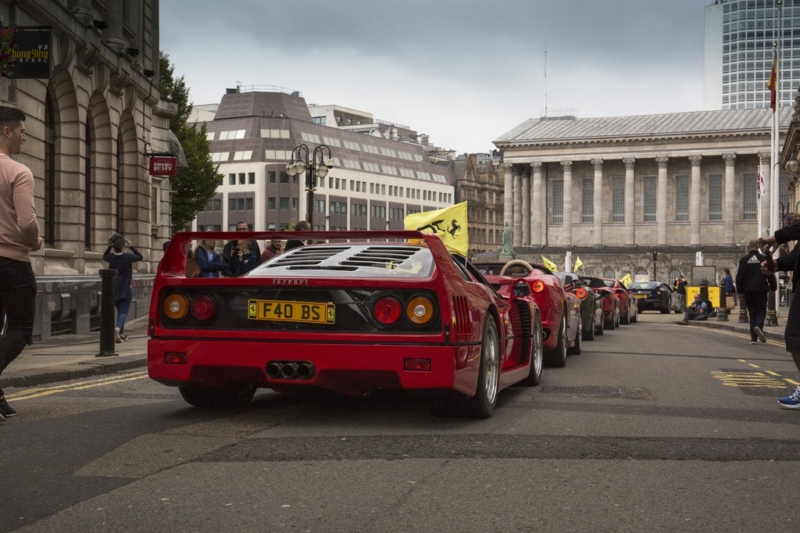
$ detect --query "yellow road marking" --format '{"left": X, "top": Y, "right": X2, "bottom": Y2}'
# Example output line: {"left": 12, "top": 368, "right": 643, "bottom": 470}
{"left": 738, "top": 359, "right": 747, "bottom": 363}
{"left": 786, "top": 379, "right": 800, "bottom": 386}
{"left": 712, "top": 371, "right": 788, "bottom": 389}
{"left": 6, "top": 372, "right": 148, "bottom": 401}
{"left": 700, "top": 327, "right": 784, "bottom": 347}
{"left": 748, "top": 363, "right": 761, "bottom": 369}
{"left": 766, "top": 371, "right": 781, "bottom": 376}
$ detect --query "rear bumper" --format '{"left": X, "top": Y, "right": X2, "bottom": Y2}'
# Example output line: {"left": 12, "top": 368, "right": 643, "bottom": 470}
{"left": 148, "top": 338, "right": 478, "bottom": 396}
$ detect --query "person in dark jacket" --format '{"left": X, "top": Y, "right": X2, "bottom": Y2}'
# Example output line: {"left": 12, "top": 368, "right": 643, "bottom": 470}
{"left": 736, "top": 240, "right": 776, "bottom": 345}
{"left": 760, "top": 225, "right": 800, "bottom": 408}
{"left": 285, "top": 220, "right": 310, "bottom": 252}
{"left": 229, "top": 239, "right": 259, "bottom": 277}
{"left": 222, "top": 221, "right": 261, "bottom": 276}
{"left": 103, "top": 233, "right": 143, "bottom": 343}
{"left": 194, "top": 239, "right": 223, "bottom": 278}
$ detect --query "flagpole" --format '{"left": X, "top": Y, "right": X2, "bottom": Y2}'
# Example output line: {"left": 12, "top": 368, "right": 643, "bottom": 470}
{"left": 758, "top": 164, "right": 762, "bottom": 238}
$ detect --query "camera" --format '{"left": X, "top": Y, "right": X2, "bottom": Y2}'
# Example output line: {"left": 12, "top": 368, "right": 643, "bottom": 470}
{"left": 232, "top": 247, "right": 240, "bottom": 254}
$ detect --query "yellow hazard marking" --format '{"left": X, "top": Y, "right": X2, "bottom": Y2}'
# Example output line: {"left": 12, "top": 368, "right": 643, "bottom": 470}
{"left": 711, "top": 371, "right": 788, "bottom": 389}
{"left": 765, "top": 370, "right": 781, "bottom": 376}
{"left": 738, "top": 359, "right": 747, "bottom": 363}
{"left": 786, "top": 379, "right": 800, "bottom": 386}
{"left": 6, "top": 372, "right": 148, "bottom": 401}
{"left": 748, "top": 364, "right": 760, "bottom": 369}
{"left": 696, "top": 327, "right": 784, "bottom": 347}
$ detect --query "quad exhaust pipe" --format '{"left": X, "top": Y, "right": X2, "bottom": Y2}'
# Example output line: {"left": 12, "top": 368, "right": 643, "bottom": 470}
{"left": 266, "top": 361, "right": 316, "bottom": 380}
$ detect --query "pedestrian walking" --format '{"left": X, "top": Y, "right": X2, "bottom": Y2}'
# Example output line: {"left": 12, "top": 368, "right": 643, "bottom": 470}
{"left": 222, "top": 221, "right": 261, "bottom": 276}
{"left": 724, "top": 268, "right": 735, "bottom": 298}
{"left": 103, "top": 233, "right": 142, "bottom": 343}
{"left": 736, "top": 240, "right": 776, "bottom": 345}
{"left": 0, "top": 106, "right": 42, "bottom": 421}
{"left": 760, "top": 226, "right": 800, "bottom": 408}
{"left": 284, "top": 220, "right": 310, "bottom": 252}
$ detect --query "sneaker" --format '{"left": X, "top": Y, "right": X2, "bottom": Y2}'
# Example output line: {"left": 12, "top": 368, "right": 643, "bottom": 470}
{"left": 778, "top": 386, "right": 800, "bottom": 409}
{"left": 119, "top": 334, "right": 128, "bottom": 342}
{"left": 0, "top": 396, "right": 16, "bottom": 418}
{"left": 753, "top": 327, "right": 767, "bottom": 343}
{"left": 749, "top": 341, "right": 757, "bottom": 345}
{"left": 114, "top": 327, "right": 122, "bottom": 344}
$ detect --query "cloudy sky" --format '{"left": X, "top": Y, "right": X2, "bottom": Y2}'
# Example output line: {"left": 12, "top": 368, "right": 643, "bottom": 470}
{"left": 160, "top": 0, "right": 706, "bottom": 154}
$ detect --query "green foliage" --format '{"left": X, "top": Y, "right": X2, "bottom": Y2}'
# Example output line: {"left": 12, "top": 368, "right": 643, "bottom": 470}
{"left": 159, "top": 52, "right": 221, "bottom": 233}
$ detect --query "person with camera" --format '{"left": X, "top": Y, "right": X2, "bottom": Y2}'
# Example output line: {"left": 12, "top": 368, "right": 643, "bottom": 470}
{"left": 103, "top": 233, "right": 142, "bottom": 343}
{"left": 677, "top": 293, "right": 708, "bottom": 325}
{"left": 228, "top": 239, "right": 259, "bottom": 277}
{"left": 222, "top": 221, "right": 261, "bottom": 276}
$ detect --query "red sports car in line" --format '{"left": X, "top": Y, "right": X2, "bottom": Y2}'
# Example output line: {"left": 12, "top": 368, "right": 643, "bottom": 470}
{"left": 555, "top": 272, "right": 605, "bottom": 340}
{"left": 148, "top": 231, "right": 545, "bottom": 418}
{"left": 473, "top": 260, "right": 582, "bottom": 367}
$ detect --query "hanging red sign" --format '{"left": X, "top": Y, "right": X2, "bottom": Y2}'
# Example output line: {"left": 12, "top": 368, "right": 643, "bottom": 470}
{"left": 149, "top": 156, "right": 177, "bottom": 177}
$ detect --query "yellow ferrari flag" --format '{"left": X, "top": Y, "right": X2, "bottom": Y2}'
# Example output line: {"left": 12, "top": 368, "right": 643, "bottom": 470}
{"left": 404, "top": 202, "right": 468, "bottom": 256}
{"left": 620, "top": 273, "right": 632, "bottom": 287}
{"left": 574, "top": 256, "right": 584, "bottom": 271}
{"left": 541, "top": 256, "right": 558, "bottom": 272}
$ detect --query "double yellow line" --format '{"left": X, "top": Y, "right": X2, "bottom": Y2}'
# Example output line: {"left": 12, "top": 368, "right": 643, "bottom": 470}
{"left": 5, "top": 371, "right": 149, "bottom": 402}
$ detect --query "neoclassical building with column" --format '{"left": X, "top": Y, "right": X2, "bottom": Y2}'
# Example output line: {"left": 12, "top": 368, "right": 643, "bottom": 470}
{"left": 491, "top": 108, "right": 792, "bottom": 282}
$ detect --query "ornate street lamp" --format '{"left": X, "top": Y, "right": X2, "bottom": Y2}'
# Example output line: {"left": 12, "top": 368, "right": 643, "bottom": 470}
{"left": 286, "top": 144, "right": 334, "bottom": 228}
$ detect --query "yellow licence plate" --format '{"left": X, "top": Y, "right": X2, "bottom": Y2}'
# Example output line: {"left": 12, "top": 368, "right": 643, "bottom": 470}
{"left": 247, "top": 299, "right": 336, "bottom": 324}
{"left": 635, "top": 294, "right": 647, "bottom": 299}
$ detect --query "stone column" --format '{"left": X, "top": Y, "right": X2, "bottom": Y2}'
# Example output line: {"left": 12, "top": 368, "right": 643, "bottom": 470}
{"left": 689, "top": 155, "right": 702, "bottom": 246}
{"left": 656, "top": 156, "right": 669, "bottom": 246}
{"left": 522, "top": 169, "right": 531, "bottom": 246}
{"left": 759, "top": 153, "right": 770, "bottom": 238}
{"left": 101, "top": 1, "right": 126, "bottom": 54}
{"left": 723, "top": 153, "right": 736, "bottom": 245}
{"left": 531, "top": 162, "right": 543, "bottom": 247}
{"left": 502, "top": 164, "right": 513, "bottom": 227}
{"left": 592, "top": 159, "right": 604, "bottom": 246}
{"left": 513, "top": 168, "right": 522, "bottom": 246}
{"left": 560, "top": 161, "right": 572, "bottom": 247}
{"left": 623, "top": 158, "right": 635, "bottom": 245}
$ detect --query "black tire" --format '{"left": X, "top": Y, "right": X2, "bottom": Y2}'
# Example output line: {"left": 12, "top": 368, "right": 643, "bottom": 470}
{"left": 596, "top": 314, "right": 605, "bottom": 335}
{"left": 520, "top": 314, "right": 544, "bottom": 386}
{"left": 583, "top": 312, "right": 596, "bottom": 341}
{"left": 606, "top": 309, "right": 616, "bottom": 330}
{"left": 545, "top": 313, "right": 568, "bottom": 367}
{"left": 621, "top": 307, "right": 630, "bottom": 325}
{"left": 631, "top": 307, "right": 638, "bottom": 323}
{"left": 568, "top": 315, "right": 582, "bottom": 355}
{"left": 178, "top": 383, "right": 257, "bottom": 408}
{"left": 660, "top": 306, "right": 670, "bottom": 314}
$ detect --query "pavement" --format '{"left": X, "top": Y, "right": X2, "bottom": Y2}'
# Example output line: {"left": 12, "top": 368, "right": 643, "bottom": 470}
{"left": 0, "top": 305, "right": 791, "bottom": 390}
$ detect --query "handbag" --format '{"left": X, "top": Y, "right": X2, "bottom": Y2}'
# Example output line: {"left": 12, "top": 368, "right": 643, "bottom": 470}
{"left": 185, "top": 257, "right": 201, "bottom": 278}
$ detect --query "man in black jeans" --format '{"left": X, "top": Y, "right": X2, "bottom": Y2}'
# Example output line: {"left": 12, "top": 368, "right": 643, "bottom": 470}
{"left": 736, "top": 239, "right": 776, "bottom": 345}
{"left": 0, "top": 106, "right": 42, "bottom": 421}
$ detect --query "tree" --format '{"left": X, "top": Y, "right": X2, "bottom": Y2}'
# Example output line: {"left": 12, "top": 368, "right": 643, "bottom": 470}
{"left": 159, "top": 52, "right": 221, "bottom": 233}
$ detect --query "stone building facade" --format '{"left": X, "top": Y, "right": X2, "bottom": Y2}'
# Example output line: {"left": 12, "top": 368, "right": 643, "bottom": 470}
{"left": 490, "top": 108, "right": 793, "bottom": 282}
{"left": 0, "top": 0, "right": 172, "bottom": 339}
{"left": 447, "top": 153, "right": 504, "bottom": 256}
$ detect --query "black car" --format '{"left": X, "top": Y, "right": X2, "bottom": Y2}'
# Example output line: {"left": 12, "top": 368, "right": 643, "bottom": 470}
{"left": 627, "top": 281, "right": 681, "bottom": 313}
{"left": 555, "top": 272, "right": 605, "bottom": 339}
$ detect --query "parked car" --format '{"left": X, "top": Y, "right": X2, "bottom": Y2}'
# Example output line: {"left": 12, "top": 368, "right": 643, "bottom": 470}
{"left": 149, "top": 230, "right": 545, "bottom": 419}
{"left": 555, "top": 272, "right": 604, "bottom": 340}
{"left": 474, "top": 260, "right": 582, "bottom": 367}
{"left": 628, "top": 281, "right": 682, "bottom": 314}
{"left": 580, "top": 277, "right": 621, "bottom": 329}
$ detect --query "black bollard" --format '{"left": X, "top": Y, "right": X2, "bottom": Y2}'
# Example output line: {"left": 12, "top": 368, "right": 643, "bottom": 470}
{"left": 738, "top": 293, "right": 749, "bottom": 323}
{"left": 718, "top": 280, "right": 728, "bottom": 321}
{"left": 97, "top": 268, "right": 118, "bottom": 357}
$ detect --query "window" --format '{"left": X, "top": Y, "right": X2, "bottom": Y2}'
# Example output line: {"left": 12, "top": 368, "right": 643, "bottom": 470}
{"left": 279, "top": 197, "right": 289, "bottom": 209}
{"left": 268, "top": 197, "right": 276, "bottom": 210}
{"left": 312, "top": 116, "right": 326, "bottom": 125}
{"left": 239, "top": 173, "right": 245, "bottom": 185}
{"left": 248, "top": 172, "right": 255, "bottom": 184}
{"left": 675, "top": 175, "right": 689, "bottom": 222}
{"left": 245, "top": 198, "right": 253, "bottom": 211}
{"left": 268, "top": 171, "right": 276, "bottom": 183}
{"left": 581, "top": 179, "right": 594, "bottom": 223}
{"left": 233, "top": 151, "right": 253, "bottom": 161}
{"left": 603, "top": 268, "right": 616, "bottom": 279}
{"left": 237, "top": 198, "right": 245, "bottom": 211}
{"left": 280, "top": 171, "right": 289, "bottom": 183}
{"left": 611, "top": 177, "right": 624, "bottom": 222}
{"left": 643, "top": 176, "right": 657, "bottom": 222}
{"left": 780, "top": 171, "right": 790, "bottom": 208}
{"left": 213, "top": 199, "right": 221, "bottom": 211}
{"left": 292, "top": 198, "right": 298, "bottom": 209}
{"left": 742, "top": 172, "right": 757, "bottom": 220}
{"left": 669, "top": 269, "right": 682, "bottom": 285}
{"left": 211, "top": 152, "right": 229, "bottom": 162}
{"left": 228, "top": 198, "right": 236, "bottom": 211}
{"left": 709, "top": 174, "right": 723, "bottom": 221}
{"left": 229, "top": 173, "right": 235, "bottom": 185}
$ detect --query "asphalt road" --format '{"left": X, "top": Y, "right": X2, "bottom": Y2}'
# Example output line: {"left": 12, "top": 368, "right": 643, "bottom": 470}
{"left": 2, "top": 312, "right": 800, "bottom": 532}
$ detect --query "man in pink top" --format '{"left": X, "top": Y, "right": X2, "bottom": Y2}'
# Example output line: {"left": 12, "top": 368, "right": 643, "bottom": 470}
{"left": 0, "top": 106, "right": 42, "bottom": 421}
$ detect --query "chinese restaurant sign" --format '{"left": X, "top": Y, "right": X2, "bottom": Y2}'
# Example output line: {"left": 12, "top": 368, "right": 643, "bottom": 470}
{"left": 149, "top": 156, "right": 177, "bottom": 177}
{"left": 9, "top": 27, "right": 51, "bottom": 79}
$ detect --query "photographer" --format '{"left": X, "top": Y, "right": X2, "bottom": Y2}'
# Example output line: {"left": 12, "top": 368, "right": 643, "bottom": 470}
{"left": 222, "top": 221, "right": 261, "bottom": 277}
{"left": 228, "top": 240, "right": 259, "bottom": 277}
{"left": 678, "top": 293, "right": 708, "bottom": 325}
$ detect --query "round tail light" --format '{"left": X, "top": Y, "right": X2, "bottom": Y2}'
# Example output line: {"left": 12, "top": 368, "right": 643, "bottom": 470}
{"left": 164, "top": 293, "right": 189, "bottom": 320}
{"left": 531, "top": 280, "right": 545, "bottom": 293}
{"left": 374, "top": 296, "right": 402, "bottom": 325}
{"left": 575, "top": 287, "right": 587, "bottom": 299}
{"left": 190, "top": 294, "right": 218, "bottom": 321}
{"left": 407, "top": 296, "right": 435, "bottom": 325}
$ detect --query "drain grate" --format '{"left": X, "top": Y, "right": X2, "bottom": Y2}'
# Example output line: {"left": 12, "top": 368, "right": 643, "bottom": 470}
{"left": 539, "top": 385, "right": 655, "bottom": 400}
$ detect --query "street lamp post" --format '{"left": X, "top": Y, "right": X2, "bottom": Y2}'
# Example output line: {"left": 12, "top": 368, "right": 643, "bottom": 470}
{"left": 286, "top": 144, "right": 333, "bottom": 228}
{"left": 650, "top": 246, "right": 660, "bottom": 281}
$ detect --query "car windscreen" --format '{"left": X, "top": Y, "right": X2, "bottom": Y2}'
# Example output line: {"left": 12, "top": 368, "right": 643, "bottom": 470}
{"left": 629, "top": 282, "right": 659, "bottom": 290}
